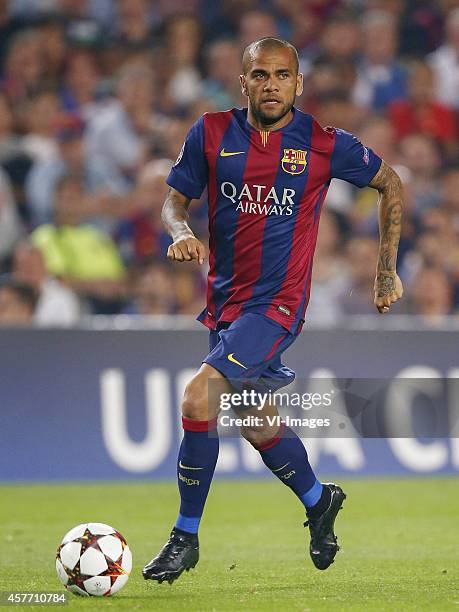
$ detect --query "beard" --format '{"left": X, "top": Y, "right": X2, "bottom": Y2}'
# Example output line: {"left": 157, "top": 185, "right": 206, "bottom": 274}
{"left": 249, "top": 94, "right": 295, "bottom": 126}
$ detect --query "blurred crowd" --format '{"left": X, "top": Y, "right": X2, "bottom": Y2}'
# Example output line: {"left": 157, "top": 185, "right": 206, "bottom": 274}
{"left": 0, "top": 0, "right": 459, "bottom": 327}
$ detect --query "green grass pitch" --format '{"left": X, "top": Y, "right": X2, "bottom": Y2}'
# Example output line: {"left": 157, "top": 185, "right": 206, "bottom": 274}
{"left": 1, "top": 478, "right": 458, "bottom": 611}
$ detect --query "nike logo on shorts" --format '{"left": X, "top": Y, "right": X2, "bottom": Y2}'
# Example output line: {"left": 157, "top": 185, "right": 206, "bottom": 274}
{"left": 227, "top": 353, "right": 247, "bottom": 369}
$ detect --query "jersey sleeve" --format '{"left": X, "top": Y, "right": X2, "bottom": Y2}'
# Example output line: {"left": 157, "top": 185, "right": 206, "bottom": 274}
{"left": 166, "top": 116, "right": 208, "bottom": 200}
{"left": 330, "top": 128, "right": 382, "bottom": 188}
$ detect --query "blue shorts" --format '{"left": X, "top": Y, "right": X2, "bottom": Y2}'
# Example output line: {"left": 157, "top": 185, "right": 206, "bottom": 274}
{"left": 204, "top": 313, "right": 296, "bottom": 393}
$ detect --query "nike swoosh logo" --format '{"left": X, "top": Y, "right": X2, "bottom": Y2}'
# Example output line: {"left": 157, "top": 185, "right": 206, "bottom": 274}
{"left": 179, "top": 461, "right": 204, "bottom": 470}
{"left": 220, "top": 149, "right": 245, "bottom": 157}
{"left": 272, "top": 462, "right": 290, "bottom": 473}
{"left": 227, "top": 353, "right": 247, "bottom": 369}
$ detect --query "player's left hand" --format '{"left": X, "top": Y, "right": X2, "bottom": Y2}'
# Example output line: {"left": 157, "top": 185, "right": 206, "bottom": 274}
{"left": 374, "top": 271, "right": 403, "bottom": 314}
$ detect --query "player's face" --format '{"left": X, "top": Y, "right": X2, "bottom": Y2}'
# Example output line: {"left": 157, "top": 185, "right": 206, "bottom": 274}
{"left": 240, "top": 48, "right": 303, "bottom": 127}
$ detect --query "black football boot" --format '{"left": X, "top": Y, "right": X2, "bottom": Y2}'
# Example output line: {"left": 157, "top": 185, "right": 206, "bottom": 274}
{"left": 304, "top": 483, "right": 346, "bottom": 570}
{"left": 142, "top": 528, "right": 199, "bottom": 584}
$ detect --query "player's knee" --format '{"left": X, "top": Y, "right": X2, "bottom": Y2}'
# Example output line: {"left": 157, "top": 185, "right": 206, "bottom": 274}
{"left": 240, "top": 426, "right": 260, "bottom": 446}
{"left": 240, "top": 423, "right": 276, "bottom": 447}
{"left": 181, "top": 373, "right": 212, "bottom": 421}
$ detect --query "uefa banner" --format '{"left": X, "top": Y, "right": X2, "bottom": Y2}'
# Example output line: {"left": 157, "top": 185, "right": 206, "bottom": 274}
{"left": 0, "top": 326, "right": 458, "bottom": 481}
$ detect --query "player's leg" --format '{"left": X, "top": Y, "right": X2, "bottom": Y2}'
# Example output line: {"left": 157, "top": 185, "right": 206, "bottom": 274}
{"left": 143, "top": 363, "right": 229, "bottom": 584}
{"left": 237, "top": 400, "right": 326, "bottom": 512}
{"left": 211, "top": 312, "right": 346, "bottom": 570}
{"left": 175, "top": 363, "right": 228, "bottom": 534}
{"left": 238, "top": 401, "right": 346, "bottom": 570}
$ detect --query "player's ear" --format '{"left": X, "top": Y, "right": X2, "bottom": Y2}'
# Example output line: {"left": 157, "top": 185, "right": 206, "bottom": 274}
{"left": 239, "top": 74, "right": 248, "bottom": 96}
{"left": 296, "top": 73, "right": 304, "bottom": 96}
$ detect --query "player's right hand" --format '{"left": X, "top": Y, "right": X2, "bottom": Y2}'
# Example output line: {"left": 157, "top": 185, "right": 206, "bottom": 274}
{"left": 167, "top": 235, "right": 206, "bottom": 265}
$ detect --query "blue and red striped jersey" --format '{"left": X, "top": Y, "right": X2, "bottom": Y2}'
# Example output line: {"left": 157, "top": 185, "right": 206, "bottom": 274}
{"left": 167, "top": 107, "right": 382, "bottom": 334}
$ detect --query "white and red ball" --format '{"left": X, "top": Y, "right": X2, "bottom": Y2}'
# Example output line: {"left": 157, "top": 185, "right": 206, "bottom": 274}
{"left": 56, "top": 523, "right": 132, "bottom": 597}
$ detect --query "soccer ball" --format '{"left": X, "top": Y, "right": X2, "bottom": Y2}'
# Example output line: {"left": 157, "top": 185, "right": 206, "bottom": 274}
{"left": 56, "top": 522, "right": 132, "bottom": 597}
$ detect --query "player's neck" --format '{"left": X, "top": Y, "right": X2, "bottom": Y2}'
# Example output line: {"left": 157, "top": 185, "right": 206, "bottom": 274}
{"left": 246, "top": 108, "right": 294, "bottom": 132}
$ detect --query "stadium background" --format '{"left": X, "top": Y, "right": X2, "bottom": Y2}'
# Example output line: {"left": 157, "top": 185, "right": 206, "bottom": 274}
{"left": 0, "top": 0, "right": 459, "bottom": 324}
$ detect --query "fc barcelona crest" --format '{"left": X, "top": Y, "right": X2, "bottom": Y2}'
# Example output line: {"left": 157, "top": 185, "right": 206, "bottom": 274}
{"left": 281, "top": 148, "right": 307, "bottom": 175}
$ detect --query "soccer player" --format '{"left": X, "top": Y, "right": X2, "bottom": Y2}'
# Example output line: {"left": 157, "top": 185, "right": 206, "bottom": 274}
{"left": 143, "top": 37, "right": 403, "bottom": 583}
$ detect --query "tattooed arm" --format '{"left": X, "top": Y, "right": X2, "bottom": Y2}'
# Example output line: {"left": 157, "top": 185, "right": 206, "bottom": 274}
{"left": 368, "top": 160, "right": 404, "bottom": 313}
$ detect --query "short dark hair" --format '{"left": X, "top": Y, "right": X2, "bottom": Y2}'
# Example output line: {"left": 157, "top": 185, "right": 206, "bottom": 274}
{"left": 242, "top": 37, "right": 299, "bottom": 74}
